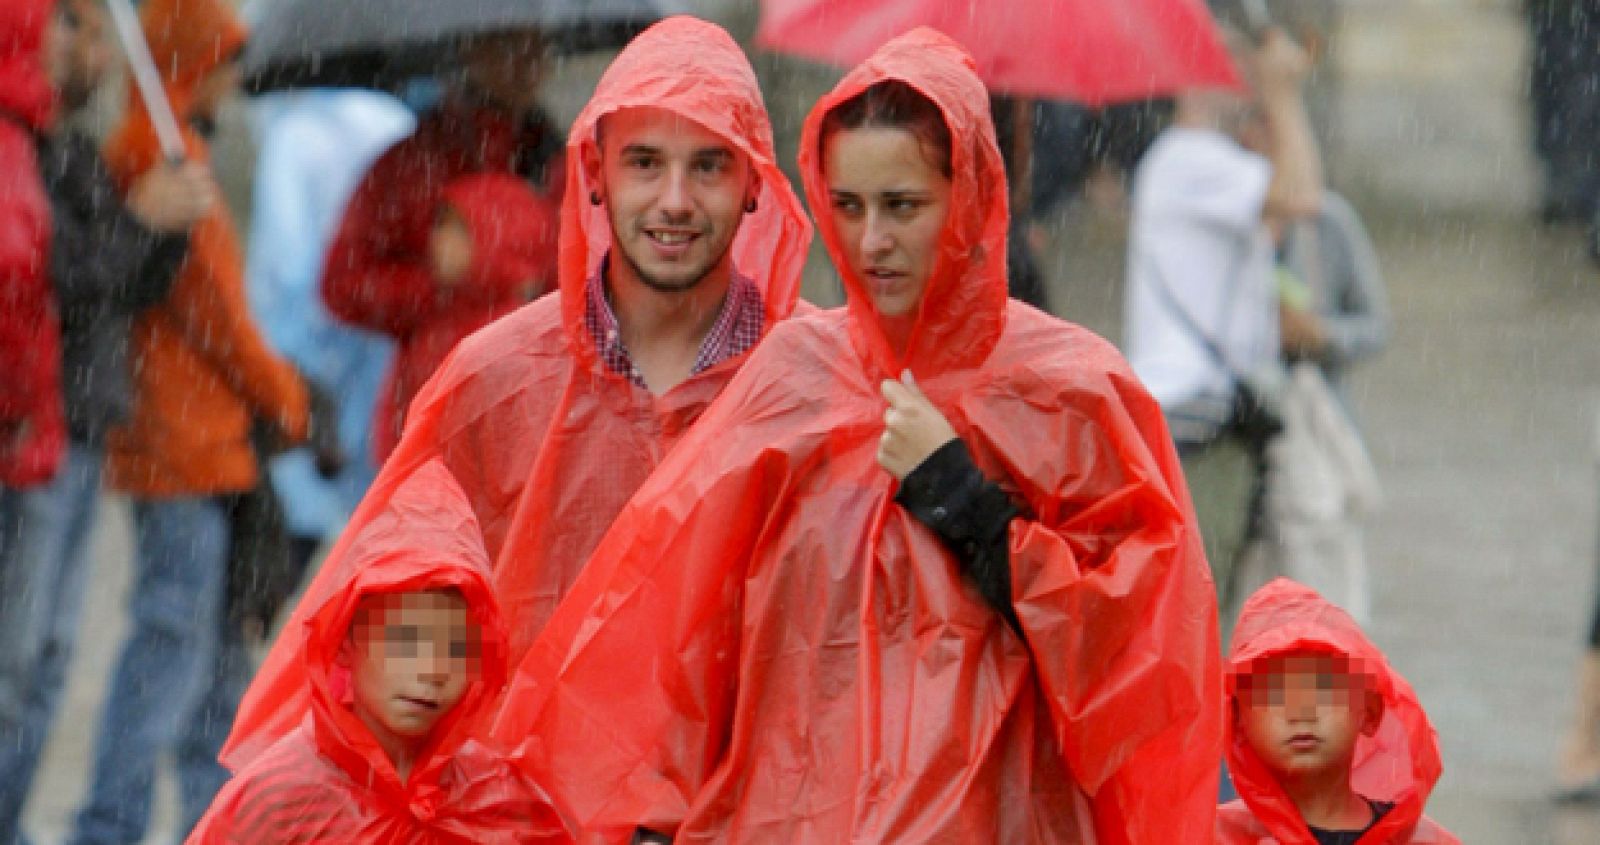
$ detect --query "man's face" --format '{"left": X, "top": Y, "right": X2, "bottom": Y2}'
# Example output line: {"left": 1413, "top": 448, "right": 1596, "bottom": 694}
{"left": 588, "top": 107, "right": 756, "bottom": 294}
{"left": 347, "top": 591, "right": 480, "bottom": 742}
{"left": 1237, "top": 653, "right": 1382, "bottom": 779}
{"left": 461, "top": 30, "right": 546, "bottom": 116}
{"left": 52, "top": 0, "right": 112, "bottom": 112}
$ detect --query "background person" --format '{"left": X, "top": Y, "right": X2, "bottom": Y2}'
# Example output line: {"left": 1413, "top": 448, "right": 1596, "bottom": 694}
{"left": 0, "top": 2, "right": 66, "bottom": 837}
{"left": 72, "top": 0, "right": 313, "bottom": 839}
{"left": 1123, "top": 26, "right": 1324, "bottom": 611}
{"left": 321, "top": 28, "right": 564, "bottom": 463}
{"left": 0, "top": 1, "right": 211, "bottom": 839}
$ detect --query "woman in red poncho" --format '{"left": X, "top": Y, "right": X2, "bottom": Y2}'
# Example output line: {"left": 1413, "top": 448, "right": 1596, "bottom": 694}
{"left": 494, "top": 28, "right": 1222, "bottom": 843}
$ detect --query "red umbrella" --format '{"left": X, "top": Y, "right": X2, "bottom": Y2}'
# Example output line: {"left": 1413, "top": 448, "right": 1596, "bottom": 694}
{"left": 756, "top": 0, "right": 1241, "bottom": 106}
{"left": 760, "top": 0, "right": 1244, "bottom": 225}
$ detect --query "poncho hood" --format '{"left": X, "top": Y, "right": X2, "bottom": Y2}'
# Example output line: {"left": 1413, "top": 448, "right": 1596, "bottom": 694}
{"left": 300, "top": 459, "right": 507, "bottom": 796}
{"left": 798, "top": 26, "right": 1010, "bottom": 379}
{"left": 1223, "top": 579, "right": 1449, "bottom": 845}
{"left": 104, "top": 0, "right": 247, "bottom": 179}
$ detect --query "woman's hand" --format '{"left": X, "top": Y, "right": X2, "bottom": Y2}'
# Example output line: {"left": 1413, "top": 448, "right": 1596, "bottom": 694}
{"left": 878, "top": 370, "right": 957, "bottom": 481}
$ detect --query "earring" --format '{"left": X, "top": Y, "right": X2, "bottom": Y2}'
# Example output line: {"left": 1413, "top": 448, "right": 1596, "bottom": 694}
{"left": 744, "top": 197, "right": 758, "bottom": 213}
{"left": 590, "top": 191, "right": 602, "bottom": 206}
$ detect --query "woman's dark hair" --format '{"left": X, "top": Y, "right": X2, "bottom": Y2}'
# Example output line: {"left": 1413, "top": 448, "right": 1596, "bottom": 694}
{"left": 819, "top": 80, "right": 953, "bottom": 179}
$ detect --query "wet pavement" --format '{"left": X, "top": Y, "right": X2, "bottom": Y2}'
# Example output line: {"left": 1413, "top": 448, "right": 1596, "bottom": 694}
{"left": 19, "top": 0, "right": 1600, "bottom": 842}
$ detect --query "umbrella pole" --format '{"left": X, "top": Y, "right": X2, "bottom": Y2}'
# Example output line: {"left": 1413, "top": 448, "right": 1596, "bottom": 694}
{"left": 1010, "top": 97, "right": 1035, "bottom": 220}
{"left": 105, "top": 0, "right": 186, "bottom": 161}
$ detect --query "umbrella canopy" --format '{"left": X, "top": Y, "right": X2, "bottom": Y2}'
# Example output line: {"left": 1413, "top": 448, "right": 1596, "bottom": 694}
{"left": 243, "top": 0, "right": 675, "bottom": 94}
{"left": 756, "top": 0, "right": 1241, "bottom": 106}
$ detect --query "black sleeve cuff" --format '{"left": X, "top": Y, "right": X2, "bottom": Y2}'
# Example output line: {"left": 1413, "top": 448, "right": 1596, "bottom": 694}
{"left": 122, "top": 228, "right": 190, "bottom": 312}
{"left": 896, "top": 438, "right": 1023, "bottom": 633}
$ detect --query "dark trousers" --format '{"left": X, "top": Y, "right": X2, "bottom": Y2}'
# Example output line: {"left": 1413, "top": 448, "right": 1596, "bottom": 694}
{"left": 1529, "top": 0, "right": 1600, "bottom": 216}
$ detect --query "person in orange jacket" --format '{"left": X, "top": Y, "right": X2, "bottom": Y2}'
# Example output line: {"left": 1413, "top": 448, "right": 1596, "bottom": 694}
{"left": 321, "top": 28, "right": 563, "bottom": 463}
{"left": 72, "top": 0, "right": 312, "bottom": 840}
{"left": 1218, "top": 579, "right": 1459, "bottom": 844}
{"left": 188, "top": 459, "right": 569, "bottom": 844}
{"left": 492, "top": 27, "right": 1220, "bottom": 844}
{"left": 221, "top": 16, "right": 812, "bottom": 773}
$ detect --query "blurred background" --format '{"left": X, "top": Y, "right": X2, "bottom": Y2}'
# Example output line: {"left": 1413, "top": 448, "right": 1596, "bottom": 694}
{"left": 16, "top": 0, "right": 1600, "bottom": 842}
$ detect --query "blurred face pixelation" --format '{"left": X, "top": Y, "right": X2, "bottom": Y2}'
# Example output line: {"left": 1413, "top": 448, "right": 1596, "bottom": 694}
{"left": 1238, "top": 653, "right": 1383, "bottom": 778}
{"left": 347, "top": 591, "right": 479, "bottom": 743}
{"left": 824, "top": 127, "right": 952, "bottom": 319}
{"left": 589, "top": 107, "right": 756, "bottom": 294}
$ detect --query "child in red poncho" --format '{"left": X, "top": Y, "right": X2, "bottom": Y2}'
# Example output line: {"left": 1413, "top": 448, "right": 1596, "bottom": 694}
{"left": 189, "top": 460, "right": 569, "bottom": 844}
{"left": 1219, "top": 579, "right": 1458, "bottom": 845}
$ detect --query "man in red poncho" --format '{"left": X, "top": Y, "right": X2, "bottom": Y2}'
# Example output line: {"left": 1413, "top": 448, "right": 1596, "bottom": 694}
{"left": 222, "top": 15, "right": 813, "bottom": 770}
{"left": 321, "top": 29, "right": 564, "bottom": 463}
{"left": 189, "top": 460, "right": 569, "bottom": 843}
{"left": 493, "top": 27, "right": 1220, "bottom": 845}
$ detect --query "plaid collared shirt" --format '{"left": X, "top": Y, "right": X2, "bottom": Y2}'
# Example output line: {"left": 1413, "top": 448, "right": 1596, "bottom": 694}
{"left": 584, "top": 262, "right": 765, "bottom": 390}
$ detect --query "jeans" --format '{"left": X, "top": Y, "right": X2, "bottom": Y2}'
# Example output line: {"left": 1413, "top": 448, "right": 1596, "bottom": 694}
{"left": 68, "top": 496, "right": 249, "bottom": 845}
{"left": 0, "top": 445, "right": 101, "bottom": 845}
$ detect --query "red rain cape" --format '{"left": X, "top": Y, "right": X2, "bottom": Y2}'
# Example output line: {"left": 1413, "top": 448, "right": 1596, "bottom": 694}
{"left": 494, "top": 27, "right": 1221, "bottom": 844}
{"left": 0, "top": 0, "right": 62, "bottom": 487}
{"left": 1218, "top": 579, "right": 1459, "bottom": 845}
{"left": 189, "top": 460, "right": 568, "bottom": 843}
{"left": 222, "top": 15, "right": 812, "bottom": 770}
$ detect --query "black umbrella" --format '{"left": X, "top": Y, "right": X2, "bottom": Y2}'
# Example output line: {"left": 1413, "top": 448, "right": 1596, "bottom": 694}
{"left": 242, "top": 0, "right": 676, "bottom": 94}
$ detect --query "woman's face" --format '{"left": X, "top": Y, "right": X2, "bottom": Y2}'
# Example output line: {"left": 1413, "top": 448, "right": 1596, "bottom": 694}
{"left": 823, "top": 126, "right": 952, "bottom": 319}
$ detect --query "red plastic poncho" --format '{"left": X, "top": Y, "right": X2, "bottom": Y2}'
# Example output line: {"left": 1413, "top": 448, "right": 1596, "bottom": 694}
{"left": 1218, "top": 579, "right": 1459, "bottom": 845}
{"left": 494, "top": 27, "right": 1221, "bottom": 844}
{"left": 222, "top": 14, "right": 812, "bottom": 770}
{"left": 0, "top": 0, "right": 63, "bottom": 488}
{"left": 190, "top": 459, "right": 570, "bottom": 844}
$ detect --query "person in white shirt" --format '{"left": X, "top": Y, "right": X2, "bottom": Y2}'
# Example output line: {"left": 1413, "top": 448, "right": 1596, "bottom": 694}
{"left": 1124, "top": 26, "right": 1323, "bottom": 607}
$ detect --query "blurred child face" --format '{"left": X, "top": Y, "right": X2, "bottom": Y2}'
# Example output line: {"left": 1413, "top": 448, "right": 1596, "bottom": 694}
{"left": 823, "top": 126, "right": 952, "bottom": 319}
{"left": 1238, "top": 653, "right": 1383, "bottom": 778}
{"left": 428, "top": 206, "right": 474, "bottom": 284}
{"left": 348, "top": 591, "right": 479, "bottom": 743}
